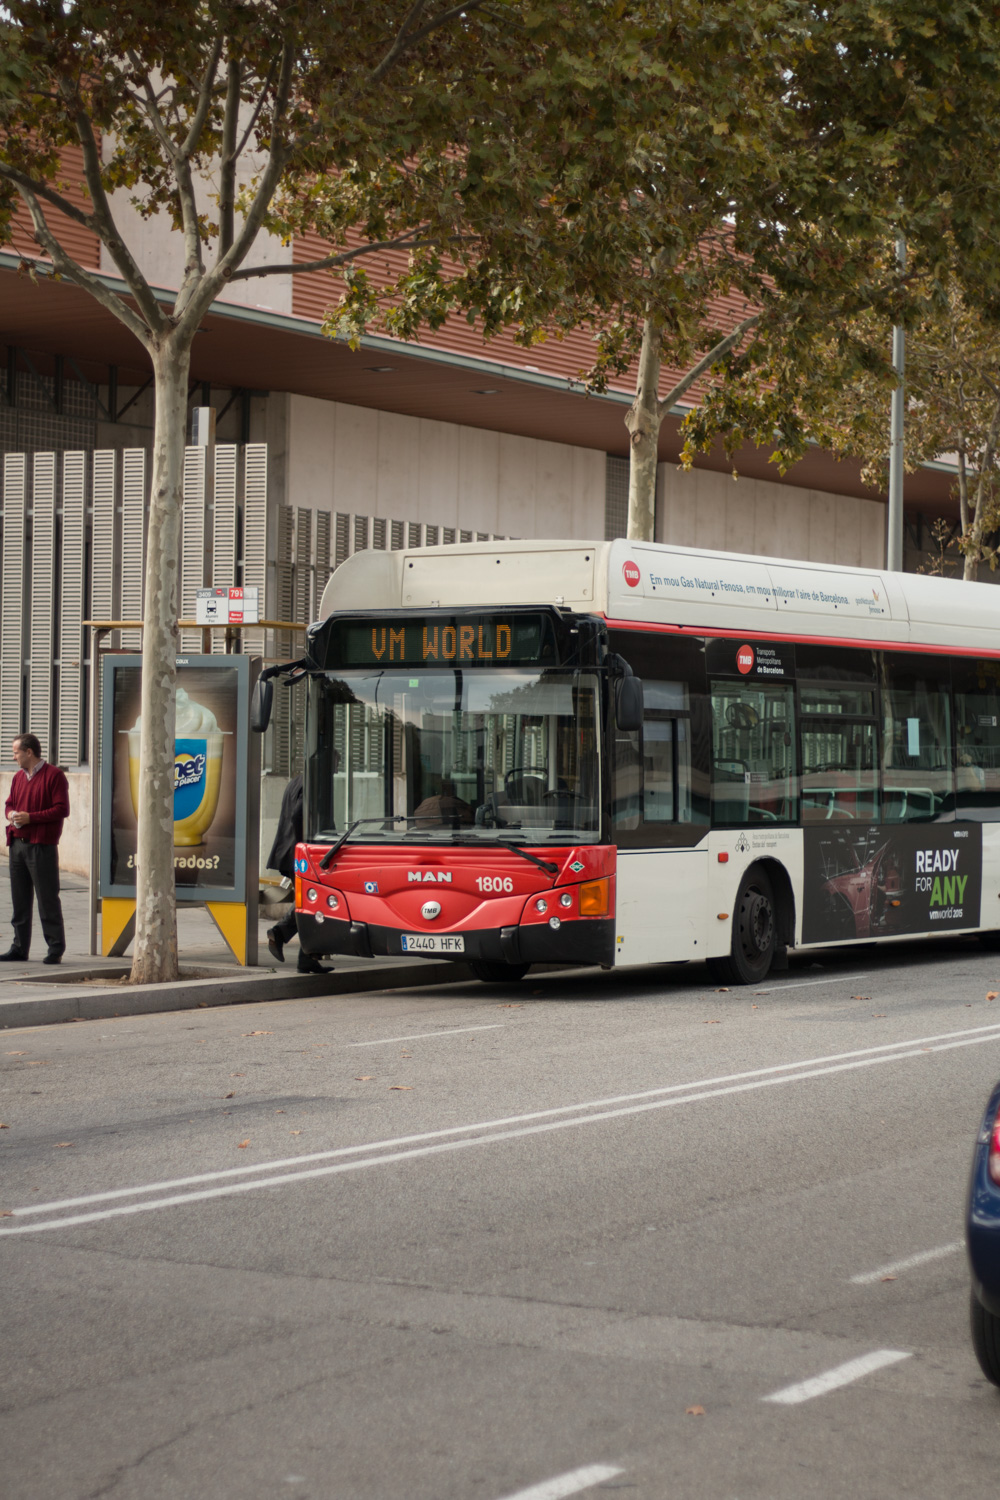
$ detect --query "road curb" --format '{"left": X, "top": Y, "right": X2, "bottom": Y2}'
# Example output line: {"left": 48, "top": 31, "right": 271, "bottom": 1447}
{"left": 0, "top": 960, "right": 476, "bottom": 1028}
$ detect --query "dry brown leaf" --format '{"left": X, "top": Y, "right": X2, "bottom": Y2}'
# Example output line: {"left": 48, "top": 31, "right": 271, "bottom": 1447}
{"left": 714, "top": 987, "right": 729, "bottom": 993}
{"left": 5, "top": 1051, "right": 26, "bottom": 1056}
{"left": 236, "top": 1139, "right": 250, "bottom": 1149}
{"left": 242, "top": 1030, "right": 272, "bottom": 1037}
{"left": 390, "top": 1085, "right": 413, "bottom": 1091}
{"left": 26, "top": 1060, "right": 49, "bottom": 1066}
{"left": 988, "top": 991, "right": 998, "bottom": 1000}
{"left": 498, "top": 1003, "right": 522, "bottom": 1008}
{"left": 230, "top": 1072, "right": 245, "bottom": 1077}
{"left": 0, "top": 1210, "right": 12, "bottom": 1216}
{"left": 0, "top": 1122, "right": 9, "bottom": 1128}
{"left": 852, "top": 995, "right": 871, "bottom": 1001}
{"left": 275, "top": 1109, "right": 285, "bottom": 1114}
{"left": 881, "top": 1275, "right": 897, "bottom": 1283}
{"left": 873, "top": 1013, "right": 886, "bottom": 1018}
{"left": 54, "top": 1142, "right": 74, "bottom": 1148}
{"left": 751, "top": 1004, "right": 758, "bottom": 1010}
{"left": 355, "top": 1075, "right": 374, "bottom": 1081}
{"left": 224, "top": 1091, "right": 235, "bottom": 1099}
{"left": 289, "top": 1129, "right": 303, "bottom": 1135}
{"left": 685, "top": 1406, "right": 706, "bottom": 1417}
{"left": 703, "top": 1019, "right": 721, "bottom": 1025}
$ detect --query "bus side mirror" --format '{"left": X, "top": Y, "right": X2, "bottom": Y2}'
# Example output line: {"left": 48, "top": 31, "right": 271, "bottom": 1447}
{"left": 616, "top": 674, "right": 644, "bottom": 733}
{"left": 250, "top": 677, "right": 273, "bottom": 733}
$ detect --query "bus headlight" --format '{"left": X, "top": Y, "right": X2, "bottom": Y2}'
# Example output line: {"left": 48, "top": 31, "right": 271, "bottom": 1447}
{"left": 535, "top": 898, "right": 548, "bottom": 914}
{"left": 307, "top": 887, "right": 318, "bottom": 903}
{"left": 326, "top": 893, "right": 339, "bottom": 911}
{"left": 559, "top": 892, "right": 573, "bottom": 908}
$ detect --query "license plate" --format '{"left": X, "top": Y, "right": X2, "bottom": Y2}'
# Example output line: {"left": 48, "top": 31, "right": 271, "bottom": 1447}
{"left": 401, "top": 933, "right": 465, "bottom": 954}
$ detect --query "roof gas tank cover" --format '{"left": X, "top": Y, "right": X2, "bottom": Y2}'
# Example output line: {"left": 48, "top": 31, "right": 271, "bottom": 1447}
{"left": 402, "top": 546, "right": 595, "bottom": 608}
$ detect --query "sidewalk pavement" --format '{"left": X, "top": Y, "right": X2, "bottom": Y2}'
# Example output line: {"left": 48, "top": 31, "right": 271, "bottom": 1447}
{"left": 0, "top": 868, "right": 478, "bottom": 1030}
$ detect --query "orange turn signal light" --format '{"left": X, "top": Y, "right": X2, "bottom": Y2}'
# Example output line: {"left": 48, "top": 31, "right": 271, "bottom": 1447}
{"left": 579, "top": 877, "right": 610, "bottom": 917}
{"left": 294, "top": 875, "right": 303, "bottom": 909}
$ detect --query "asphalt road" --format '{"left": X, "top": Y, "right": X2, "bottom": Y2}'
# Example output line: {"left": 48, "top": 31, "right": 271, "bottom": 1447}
{"left": 3, "top": 936, "right": 1000, "bottom": 1500}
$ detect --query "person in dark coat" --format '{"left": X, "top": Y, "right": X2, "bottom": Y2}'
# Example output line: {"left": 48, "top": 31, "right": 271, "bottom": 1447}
{"left": 2, "top": 733, "right": 69, "bottom": 964}
{"left": 265, "top": 774, "right": 331, "bottom": 974}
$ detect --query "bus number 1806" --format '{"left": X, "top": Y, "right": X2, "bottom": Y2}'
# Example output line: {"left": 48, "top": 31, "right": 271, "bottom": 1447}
{"left": 476, "top": 876, "right": 514, "bottom": 893}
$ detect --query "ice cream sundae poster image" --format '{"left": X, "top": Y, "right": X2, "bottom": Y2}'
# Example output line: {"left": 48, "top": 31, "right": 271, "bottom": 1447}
{"left": 100, "top": 656, "right": 249, "bottom": 900}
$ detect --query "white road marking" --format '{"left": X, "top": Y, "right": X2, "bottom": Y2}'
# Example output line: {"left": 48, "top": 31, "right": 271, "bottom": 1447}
{"left": 761, "top": 973, "right": 868, "bottom": 991}
{"left": 763, "top": 1349, "right": 911, "bottom": 1404}
{"left": 850, "top": 1241, "right": 965, "bottom": 1285}
{"left": 11, "top": 1021, "right": 1000, "bottom": 1217}
{"left": 4, "top": 1023, "right": 1000, "bottom": 1236}
{"left": 496, "top": 1465, "right": 624, "bottom": 1500}
{"left": 347, "top": 1024, "right": 504, "bottom": 1047}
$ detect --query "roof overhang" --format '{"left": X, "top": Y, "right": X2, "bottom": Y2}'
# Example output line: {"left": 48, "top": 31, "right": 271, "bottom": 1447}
{"left": 0, "top": 254, "right": 956, "bottom": 513}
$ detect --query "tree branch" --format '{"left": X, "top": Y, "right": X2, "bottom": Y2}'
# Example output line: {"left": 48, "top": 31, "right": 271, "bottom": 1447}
{"left": 229, "top": 231, "right": 449, "bottom": 281}
{"left": 14, "top": 187, "right": 151, "bottom": 348}
{"left": 656, "top": 313, "right": 760, "bottom": 418}
{"left": 219, "top": 50, "right": 241, "bottom": 257}
{"left": 369, "top": 0, "right": 430, "bottom": 85}
{"left": 56, "top": 95, "right": 167, "bottom": 332}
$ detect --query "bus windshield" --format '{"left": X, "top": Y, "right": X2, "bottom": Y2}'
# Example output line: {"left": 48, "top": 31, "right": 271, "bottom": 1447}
{"left": 305, "top": 667, "right": 602, "bottom": 845}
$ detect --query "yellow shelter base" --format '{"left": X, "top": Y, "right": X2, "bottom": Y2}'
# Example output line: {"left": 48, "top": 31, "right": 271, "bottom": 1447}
{"left": 206, "top": 902, "right": 249, "bottom": 965}
{"left": 101, "top": 897, "right": 137, "bottom": 957}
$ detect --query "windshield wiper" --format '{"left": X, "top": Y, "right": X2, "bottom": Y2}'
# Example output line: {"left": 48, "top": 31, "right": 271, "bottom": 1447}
{"left": 318, "top": 816, "right": 409, "bottom": 869}
{"left": 439, "top": 836, "right": 559, "bottom": 875}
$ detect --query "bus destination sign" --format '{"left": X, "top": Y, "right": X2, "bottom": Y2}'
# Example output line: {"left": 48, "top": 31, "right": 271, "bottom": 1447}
{"left": 324, "top": 613, "right": 558, "bottom": 669}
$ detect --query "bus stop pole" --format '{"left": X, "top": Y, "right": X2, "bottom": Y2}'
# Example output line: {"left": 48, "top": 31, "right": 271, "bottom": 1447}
{"left": 886, "top": 233, "right": 906, "bottom": 573}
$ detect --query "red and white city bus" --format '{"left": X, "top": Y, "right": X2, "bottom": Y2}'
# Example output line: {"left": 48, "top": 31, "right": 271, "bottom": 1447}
{"left": 253, "top": 539, "right": 1000, "bottom": 984}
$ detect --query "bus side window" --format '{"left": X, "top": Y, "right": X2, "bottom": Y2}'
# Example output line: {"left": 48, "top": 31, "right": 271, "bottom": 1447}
{"left": 711, "top": 680, "right": 797, "bottom": 825}
{"left": 880, "top": 655, "right": 953, "bottom": 823}
{"left": 612, "top": 728, "right": 641, "bottom": 830}
{"left": 953, "top": 658, "right": 1000, "bottom": 820}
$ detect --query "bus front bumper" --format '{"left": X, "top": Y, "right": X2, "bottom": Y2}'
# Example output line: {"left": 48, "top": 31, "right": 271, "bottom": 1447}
{"left": 297, "top": 912, "right": 616, "bottom": 969}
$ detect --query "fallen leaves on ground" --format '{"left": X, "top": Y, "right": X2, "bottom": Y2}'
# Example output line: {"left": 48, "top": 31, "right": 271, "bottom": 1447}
{"left": 5, "top": 1051, "right": 25, "bottom": 1056}
{"left": 26, "top": 1061, "right": 49, "bottom": 1066}
{"left": 54, "top": 1142, "right": 73, "bottom": 1148}
{"left": 872, "top": 1013, "right": 886, "bottom": 1019}
{"left": 242, "top": 1030, "right": 272, "bottom": 1037}
{"left": 236, "top": 1139, "right": 250, "bottom": 1149}
{"left": 703, "top": 1019, "right": 721, "bottom": 1025}
{"left": 0, "top": 1210, "right": 12, "bottom": 1216}
{"left": 498, "top": 1003, "right": 522, "bottom": 1008}
{"left": 355, "top": 1075, "right": 374, "bottom": 1081}
{"left": 224, "top": 1091, "right": 235, "bottom": 1099}
{"left": 0, "top": 1122, "right": 9, "bottom": 1129}
{"left": 685, "top": 1406, "right": 706, "bottom": 1417}
{"left": 714, "top": 987, "right": 729, "bottom": 993}
{"left": 988, "top": 991, "right": 998, "bottom": 1000}
{"left": 230, "top": 1072, "right": 245, "bottom": 1078}
{"left": 390, "top": 1085, "right": 414, "bottom": 1091}
{"left": 852, "top": 995, "right": 871, "bottom": 1002}
{"left": 289, "top": 1129, "right": 303, "bottom": 1135}
{"left": 881, "top": 1275, "right": 897, "bottom": 1283}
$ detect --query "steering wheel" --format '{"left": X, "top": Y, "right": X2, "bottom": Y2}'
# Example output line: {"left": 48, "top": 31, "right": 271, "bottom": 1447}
{"left": 543, "top": 788, "right": 586, "bottom": 804}
{"left": 504, "top": 767, "right": 546, "bottom": 796}
{"left": 726, "top": 702, "right": 759, "bottom": 731}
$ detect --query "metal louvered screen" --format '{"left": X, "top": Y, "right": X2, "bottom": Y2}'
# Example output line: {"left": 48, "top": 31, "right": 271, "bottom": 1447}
{"left": 58, "top": 451, "right": 86, "bottom": 765}
{"left": 28, "top": 453, "right": 56, "bottom": 757}
{"left": 180, "top": 445, "right": 208, "bottom": 652}
{"left": 241, "top": 442, "right": 268, "bottom": 657}
{"left": 212, "top": 444, "right": 238, "bottom": 653}
{"left": 271, "top": 505, "right": 296, "bottom": 776}
{"left": 1, "top": 455, "right": 27, "bottom": 747}
{"left": 605, "top": 454, "right": 629, "bottom": 540}
{"left": 120, "top": 448, "right": 146, "bottom": 648}
{"left": 91, "top": 450, "right": 117, "bottom": 643}
{"left": 314, "top": 510, "right": 331, "bottom": 620}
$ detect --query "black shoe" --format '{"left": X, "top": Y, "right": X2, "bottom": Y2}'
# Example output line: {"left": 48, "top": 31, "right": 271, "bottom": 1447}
{"left": 42, "top": 950, "right": 64, "bottom": 965}
{"left": 297, "top": 953, "right": 333, "bottom": 974}
{"left": 0, "top": 949, "right": 27, "bottom": 961}
{"left": 267, "top": 928, "right": 284, "bottom": 963}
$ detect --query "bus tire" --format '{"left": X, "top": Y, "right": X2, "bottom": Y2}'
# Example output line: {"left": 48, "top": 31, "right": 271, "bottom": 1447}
{"left": 469, "top": 960, "right": 530, "bottom": 984}
{"left": 971, "top": 1291, "right": 1000, "bottom": 1386}
{"left": 707, "top": 866, "right": 776, "bottom": 986}
{"left": 979, "top": 930, "right": 1000, "bottom": 952}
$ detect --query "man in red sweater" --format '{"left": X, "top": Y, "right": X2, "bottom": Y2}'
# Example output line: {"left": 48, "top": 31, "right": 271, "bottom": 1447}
{"left": 3, "top": 733, "right": 69, "bottom": 964}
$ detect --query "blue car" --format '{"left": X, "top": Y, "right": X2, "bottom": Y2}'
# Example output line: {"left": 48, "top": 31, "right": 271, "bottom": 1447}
{"left": 969, "top": 1079, "right": 1000, "bottom": 1385}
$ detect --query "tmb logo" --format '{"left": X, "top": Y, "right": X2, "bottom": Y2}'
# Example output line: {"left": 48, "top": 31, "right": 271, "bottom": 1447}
{"left": 622, "top": 559, "right": 641, "bottom": 589}
{"left": 736, "top": 643, "right": 755, "bottom": 675}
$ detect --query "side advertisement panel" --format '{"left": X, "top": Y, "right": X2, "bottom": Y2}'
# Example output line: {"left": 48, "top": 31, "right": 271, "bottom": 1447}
{"left": 802, "top": 823, "right": 982, "bottom": 944}
{"left": 99, "top": 654, "right": 251, "bottom": 902}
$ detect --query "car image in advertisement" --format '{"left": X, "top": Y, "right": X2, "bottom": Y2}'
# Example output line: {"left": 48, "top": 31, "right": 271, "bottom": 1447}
{"left": 802, "top": 823, "right": 982, "bottom": 944}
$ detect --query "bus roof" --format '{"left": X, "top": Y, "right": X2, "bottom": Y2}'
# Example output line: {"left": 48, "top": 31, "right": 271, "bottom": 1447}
{"left": 319, "top": 538, "right": 1000, "bottom": 654}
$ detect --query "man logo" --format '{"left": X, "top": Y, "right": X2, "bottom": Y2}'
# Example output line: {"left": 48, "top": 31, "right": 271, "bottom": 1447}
{"left": 622, "top": 559, "right": 641, "bottom": 589}
{"left": 407, "top": 870, "right": 452, "bottom": 883}
{"left": 736, "top": 644, "right": 755, "bottom": 675}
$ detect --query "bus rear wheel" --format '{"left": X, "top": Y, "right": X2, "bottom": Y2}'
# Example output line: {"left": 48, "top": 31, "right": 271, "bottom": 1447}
{"left": 469, "top": 960, "right": 530, "bottom": 984}
{"left": 708, "top": 867, "right": 775, "bottom": 986}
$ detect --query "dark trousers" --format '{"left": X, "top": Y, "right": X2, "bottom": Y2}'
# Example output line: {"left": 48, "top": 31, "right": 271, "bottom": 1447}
{"left": 9, "top": 840, "right": 65, "bottom": 957}
{"left": 271, "top": 904, "right": 298, "bottom": 945}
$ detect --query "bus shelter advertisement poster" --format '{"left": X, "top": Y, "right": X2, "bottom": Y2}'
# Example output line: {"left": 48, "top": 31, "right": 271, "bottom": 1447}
{"left": 100, "top": 657, "right": 247, "bottom": 899}
{"left": 802, "top": 824, "right": 982, "bottom": 944}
